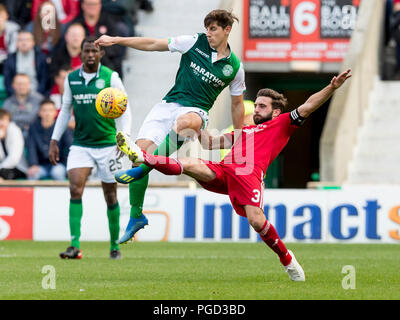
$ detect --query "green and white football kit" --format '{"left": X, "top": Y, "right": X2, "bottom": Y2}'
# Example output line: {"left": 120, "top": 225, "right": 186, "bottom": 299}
{"left": 52, "top": 64, "right": 132, "bottom": 183}
{"left": 119, "top": 32, "right": 246, "bottom": 244}
{"left": 52, "top": 63, "right": 131, "bottom": 253}
{"left": 136, "top": 33, "right": 246, "bottom": 145}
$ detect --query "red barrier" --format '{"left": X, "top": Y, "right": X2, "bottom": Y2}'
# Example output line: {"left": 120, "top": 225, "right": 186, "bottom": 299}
{"left": 0, "top": 188, "right": 34, "bottom": 240}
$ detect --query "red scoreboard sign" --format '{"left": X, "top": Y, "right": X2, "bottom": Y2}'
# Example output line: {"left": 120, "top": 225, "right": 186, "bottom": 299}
{"left": 243, "top": 0, "right": 361, "bottom": 62}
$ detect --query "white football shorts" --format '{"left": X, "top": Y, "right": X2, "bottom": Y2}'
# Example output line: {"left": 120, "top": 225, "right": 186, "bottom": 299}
{"left": 67, "top": 145, "right": 128, "bottom": 183}
{"left": 136, "top": 101, "right": 209, "bottom": 146}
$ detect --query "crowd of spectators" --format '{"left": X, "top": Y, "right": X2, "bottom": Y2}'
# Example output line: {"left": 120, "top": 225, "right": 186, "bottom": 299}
{"left": 0, "top": 0, "right": 154, "bottom": 181}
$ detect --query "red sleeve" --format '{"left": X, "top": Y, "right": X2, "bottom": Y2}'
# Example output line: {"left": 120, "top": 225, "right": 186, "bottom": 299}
{"left": 279, "top": 113, "right": 299, "bottom": 136}
{"left": 31, "top": 0, "right": 45, "bottom": 21}
{"left": 61, "top": 0, "right": 81, "bottom": 24}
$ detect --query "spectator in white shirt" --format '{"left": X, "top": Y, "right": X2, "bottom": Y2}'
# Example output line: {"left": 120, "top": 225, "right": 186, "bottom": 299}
{"left": 0, "top": 109, "right": 27, "bottom": 180}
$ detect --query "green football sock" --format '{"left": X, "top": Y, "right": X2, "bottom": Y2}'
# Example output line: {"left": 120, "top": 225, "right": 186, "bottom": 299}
{"left": 69, "top": 199, "right": 83, "bottom": 249}
{"left": 107, "top": 202, "right": 120, "bottom": 251}
{"left": 129, "top": 174, "right": 149, "bottom": 218}
{"left": 129, "top": 130, "right": 186, "bottom": 218}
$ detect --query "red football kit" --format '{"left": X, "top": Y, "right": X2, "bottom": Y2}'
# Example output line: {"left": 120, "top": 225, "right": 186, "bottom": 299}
{"left": 198, "top": 111, "right": 301, "bottom": 217}
{"left": 139, "top": 110, "right": 305, "bottom": 267}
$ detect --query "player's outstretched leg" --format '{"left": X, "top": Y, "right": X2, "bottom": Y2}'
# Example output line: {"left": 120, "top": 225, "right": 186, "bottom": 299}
{"left": 245, "top": 205, "right": 305, "bottom": 281}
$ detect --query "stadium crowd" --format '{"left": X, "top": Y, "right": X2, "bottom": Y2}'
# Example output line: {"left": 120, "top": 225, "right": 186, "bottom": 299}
{"left": 0, "top": 0, "right": 153, "bottom": 180}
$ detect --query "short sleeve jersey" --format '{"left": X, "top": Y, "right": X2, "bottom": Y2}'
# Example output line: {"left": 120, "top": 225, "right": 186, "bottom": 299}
{"left": 222, "top": 112, "right": 300, "bottom": 176}
{"left": 164, "top": 33, "right": 246, "bottom": 112}
{"left": 68, "top": 65, "right": 116, "bottom": 147}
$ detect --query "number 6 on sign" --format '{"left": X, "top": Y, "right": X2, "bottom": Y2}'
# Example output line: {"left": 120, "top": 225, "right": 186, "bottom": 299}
{"left": 294, "top": 1, "right": 317, "bottom": 35}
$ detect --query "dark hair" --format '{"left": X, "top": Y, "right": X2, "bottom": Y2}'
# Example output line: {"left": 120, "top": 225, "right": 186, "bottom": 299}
{"left": 40, "top": 98, "right": 56, "bottom": 108}
{"left": 54, "top": 65, "right": 72, "bottom": 77}
{"left": 256, "top": 88, "right": 288, "bottom": 113}
{"left": 66, "top": 22, "right": 85, "bottom": 34}
{"left": 204, "top": 9, "right": 239, "bottom": 29}
{"left": 0, "top": 109, "right": 11, "bottom": 120}
{"left": 81, "top": 35, "right": 104, "bottom": 51}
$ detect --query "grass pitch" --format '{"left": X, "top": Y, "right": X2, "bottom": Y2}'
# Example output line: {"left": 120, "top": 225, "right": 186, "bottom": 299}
{"left": 0, "top": 241, "right": 399, "bottom": 300}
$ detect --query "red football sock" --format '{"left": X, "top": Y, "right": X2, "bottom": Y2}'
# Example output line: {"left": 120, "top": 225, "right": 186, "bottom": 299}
{"left": 258, "top": 220, "right": 292, "bottom": 266}
{"left": 143, "top": 152, "right": 183, "bottom": 175}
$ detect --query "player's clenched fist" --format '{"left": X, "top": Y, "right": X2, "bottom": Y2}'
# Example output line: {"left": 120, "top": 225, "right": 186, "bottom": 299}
{"left": 95, "top": 35, "right": 117, "bottom": 47}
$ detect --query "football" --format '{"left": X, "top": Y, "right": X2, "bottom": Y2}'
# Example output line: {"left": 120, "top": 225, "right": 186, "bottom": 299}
{"left": 95, "top": 87, "right": 128, "bottom": 119}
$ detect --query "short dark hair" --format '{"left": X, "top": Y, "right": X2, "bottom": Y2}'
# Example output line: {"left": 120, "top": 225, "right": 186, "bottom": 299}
{"left": 256, "top": 88, "right": 288, "bottom": 113}
{"left": 81, "top": 35, "right": 104, "bottom": 51}
{"left": 204, "top": 9, "right": 239, "bottom": 29}
{"left": 66, "top": 22, "right": 85, "bottom": 34}
{"left": 40, "top": 98, "right": 56, "bottom": 108}
{"left": 0, "top": 109, "right": 11, "bottom": 120}
{"left": 55, "top": 65, "right": 72, "bottom": 76}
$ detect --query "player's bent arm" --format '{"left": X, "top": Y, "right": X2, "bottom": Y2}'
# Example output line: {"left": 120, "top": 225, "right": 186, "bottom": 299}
{"left": 49, "top": 78, "right": 73, "bottom": 164}
{"left": 231, "top": 94, "right": 245, "bottom": 130}
{"left": 96, "top": 35, "right": 169, "bottom": 52}
{"left": 51, "top": 78, "right": 73, "bottom": 141}
{"left": 297, "top": 69, "right": 351, "bottom": 118}
{"left": 199, "top": 130, "right": 233, "bottom": 150}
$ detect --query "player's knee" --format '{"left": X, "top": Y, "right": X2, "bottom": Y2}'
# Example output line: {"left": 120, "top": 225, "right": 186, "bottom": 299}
{"left": 175, "top": 115, "right": 201, "bottom": 135}
{"left": 245, "top": 207, "right": 265, "bottom": 231}
{"left": 69, "top": 184, "right": 84, "bottom": 199}
{"left": 104, "top": 192, "right": 117, "bottom": 206}
{"left": 248, "top": 217, "right": 262, "bottom": 231}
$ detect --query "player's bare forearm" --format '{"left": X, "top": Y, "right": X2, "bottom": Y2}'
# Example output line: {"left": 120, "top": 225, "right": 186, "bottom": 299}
{"left": 231, "top": 95, "right": 245, "bottom": 129}
{"left": 48, "top": 139, "right": 60, "bottom": 165}
{"left": 199, "top": 130, "right": 233, "bottom": 150}
{"left": 95, "top": 35, "right": 169, "bottom": 51}
{"left": 297, "top": 69, "right": 351, "bottom": 118}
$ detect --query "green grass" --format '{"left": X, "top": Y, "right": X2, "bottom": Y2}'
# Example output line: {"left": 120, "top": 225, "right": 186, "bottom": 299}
{"left": 0, "top": 241, "right": 399, "bottom": 300}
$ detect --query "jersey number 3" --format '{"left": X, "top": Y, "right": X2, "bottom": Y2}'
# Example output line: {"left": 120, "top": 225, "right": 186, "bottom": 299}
{"left": 251, "top": 189, "right": 261, "bottom": 203}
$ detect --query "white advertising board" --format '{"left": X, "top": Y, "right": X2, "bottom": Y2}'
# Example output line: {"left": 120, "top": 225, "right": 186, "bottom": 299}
{"left": 32, "top": 186, "right": 400, "bottom": 243}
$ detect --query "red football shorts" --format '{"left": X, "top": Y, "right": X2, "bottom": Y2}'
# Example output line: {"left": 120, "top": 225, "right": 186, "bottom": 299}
{"left": 197, "top": 160, "right": 265, "bottom": 217}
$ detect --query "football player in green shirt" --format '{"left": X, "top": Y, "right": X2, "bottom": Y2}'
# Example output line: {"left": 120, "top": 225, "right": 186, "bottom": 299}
{"left": 95, "top": 9, "right": 246, "bottom": 243}
{"left": 49, "top": 37, "right": 132, "bottom": 259}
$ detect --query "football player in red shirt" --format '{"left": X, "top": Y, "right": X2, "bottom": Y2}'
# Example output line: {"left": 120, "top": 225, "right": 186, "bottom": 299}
{"left": 116, "top": 69, "right": 351, "bottom": 281}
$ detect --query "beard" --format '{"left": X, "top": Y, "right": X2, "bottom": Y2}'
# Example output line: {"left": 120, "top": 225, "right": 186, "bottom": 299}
{"left": 253, "top": 111, "right": 273, "bottom": 125}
